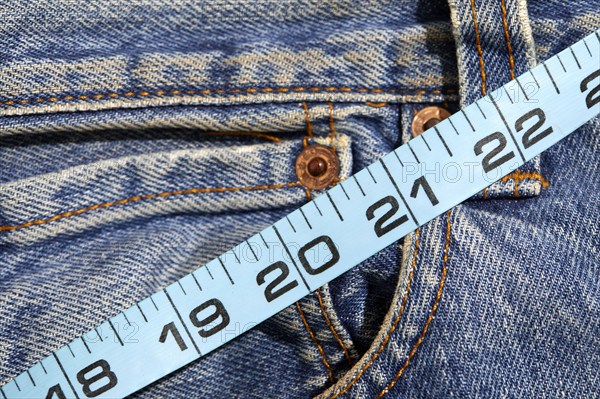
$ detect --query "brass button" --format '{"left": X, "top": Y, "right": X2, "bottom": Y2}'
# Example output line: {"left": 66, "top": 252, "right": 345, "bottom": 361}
{"left": 296, "top": 144, "right": 339, "bottom": 190}
{"left": 412, "top": 106, "right": 451, "bottom": 137}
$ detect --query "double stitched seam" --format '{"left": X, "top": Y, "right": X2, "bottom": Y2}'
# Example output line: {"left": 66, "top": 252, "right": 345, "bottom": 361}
{"left": 468, "top": 0, "right": 488, "bottom": 96}
{"left": 302, "top": 101, "right": 314, "bottom": 148}
{"left": 499, "top": 0, "right": 516, "bottom": 80}
{"left": 296, "top": 301, "right": 335, "bottom": 383}
{"left": 324, "top": 229, "right": 421, "bottom": 399}
{"left": 0, "top": 181, "right": 302, "bottom": 232}
{"left": 295, "top": 105, "right": 338, "bottom": 382}
{"left": 327, "top": 101, "right": 337, "bottom": 152}
{"left": 377, "top": 210, "right": 451, "bottom": 398}
{"left": 316, "top": 288, "right": 354, "bottom": 368}
{"left": 0, "top": 88, "right": 458, "bottom": 108}
{"left": 301, "top": 102, "right": 314, "bottom": 200}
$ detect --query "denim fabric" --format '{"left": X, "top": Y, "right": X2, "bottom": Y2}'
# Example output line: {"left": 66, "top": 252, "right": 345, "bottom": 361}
{"left": 1, "top": 1, "right": 598, "bottom": 399}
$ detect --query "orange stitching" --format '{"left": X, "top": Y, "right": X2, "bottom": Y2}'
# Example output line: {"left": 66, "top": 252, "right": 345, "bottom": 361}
{"left": 300, "top": 181, "right": 351, "bottom": 369}
{"left": 0, "top": 181, "right": 301, "bottom": 232}
{"left": 302, "top": 102, "right": 314, "bottom": 147}
{"left": 482, "top": 172, "right": 549, "bottom": 199}
{"left": 0, "top": 88, "right": 458, "bottom": 107}
{"left": 203, "top": 131, "right": 281, "bottom": 142}
{"left": 365, "top": 102, "right": 389, "bottom": 108}
{"left": 327, "top": 229, "right": 421, "bottom": 399}
{"left": 327, "top": 101, "right": 337, "bottom": 152}
{"left": 499, "top": 171, "right": 550, "bottom": 187}
{"left": 377, "top": 210, "right": 451, "bottom": 398}
{"left": 316, "top": 288, "right": 354, "bottom": 368}
{"left": 305, "top": 187, "right": 312, "bottom": 201}
{"left": 499, "top": 0, "right": 516, "bottom": 80}
{"left": 468, "top": 0, "right": 488, "bottom": 95}
{"left": 296, "top": 301, "right": 335, "bottom": 383}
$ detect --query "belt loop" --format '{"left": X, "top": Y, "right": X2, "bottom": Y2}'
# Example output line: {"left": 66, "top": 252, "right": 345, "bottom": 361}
{"left": 447, "top": 0, "right": 538, "bottom": 106}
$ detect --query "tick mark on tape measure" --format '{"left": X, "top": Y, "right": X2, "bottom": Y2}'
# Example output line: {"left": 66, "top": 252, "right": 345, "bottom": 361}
{"left": 380, "top": 159, "right": 418, "bottom": 225}
{"left": 515, "top": 77, "right": 529, "bottom": 100}
{"left": 95, "top": 327, "right": 104, "bottom": 342}
{"left": 286, "top": 216, "right": 297, "bottom": 232}
{"left": 583, "top": 38, "right": 592, "bottom": 56}
{"left": 569, "top": 46, "right": 581, "bottom": 69}
{"left": 122, "top": 312, "right": 132, "bottom": 326}
{"left": 53, "top": 353, "right": 80, "bottom": 399}
{"left": 81, "top": 336, "right": 91, "bottom": 353}
{"left": 339, "top": 182, "right": 350, "bottom": 200}
{"left": 353, "top": 175, "right": 366, "bottom": 196}
{"left": 205, "top": 264, "right": 214, "bottom": 280}
{"left": 475, "top": 101, "right": 487, "bottom": 118}
{"left": 503, "top": 86, "right": 514, "bottom": 104}
{"left": 406, "top": 142, "right": 420, "bottom": 163}
{"left": 26, "top": 370, "right": 35, "bottom": 386}
{"left": 12, "top": 378, "right": 20, "bottom": 391}
{"left": 448, "top": 117, "right": 460, "bottom": 135}
{"left": 272, "top": 226, "right": 310, "bottom": 290}
{"left": 40, "top": 360, "right": 47, "bottom": 374}
{"left": 529, "top": 69, "right": 540, "bottom": 88}
{"left": 136, "top": 303, "right": 148, "bottom": 322}
{"left": 191, "top": 272, "right": 203, "bottom": 290}
{"left": 218, "top": 257, "right": 235, "bottom": 284}
{"left": 0, "top": 386, "right": 6, "bottom": 399}
{"left": 150, "top": 297, "right": 159, "bottom": 311}
{"left": 163, "top": 289, "right": 201, "bottom": 355}
{"left": 596, "top": 31, "right": 600, "bottom": 44}
{"left": 299, "top": 207, "right": 312, "bottom": 229}
{"left": 326, "top": 191, "right": 344, "bottom": 221}
{"left": 434, "top": 126, "right": 453, "bottom": 156}
{"left": 66, "top": 343, "right": 75, "bottom": 357}
{"left": 460, "top": 109, "right": 475, "bottom": 131}
{"left": 393, "top": 151, "right": 404, "bottom": 167}
{"left": 366, "top": 166, "right": 377, "bottom": 183}
{"left": 556, "top": 54, "right": 566, "bottom": 72}
{"left": 488, "top": 93, "right": 526, "bottom": 162}
{"left": 109, "top": 320, "right": 124, "bottom": 346}
{"left": 542, "top": 62, "right": 560, "bottom": 94}
{"left": 420, "top": 134, "right": 431, "bottom": 151}
{"left": 259, "top": 232, "right": 269, "bottom": 248}
{"left": 246, "top": 240, "right": 259, "bottom": 261}
{"left": 177, "top": 281, "right": 187, "bottom": 295}
{"left": 313, "top": 200, "right": 323, "bottom": 216}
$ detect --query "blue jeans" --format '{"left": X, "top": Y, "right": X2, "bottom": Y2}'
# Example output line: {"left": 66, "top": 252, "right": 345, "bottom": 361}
{"left": 0, "top": 0, "right": 598, "bottom": 397}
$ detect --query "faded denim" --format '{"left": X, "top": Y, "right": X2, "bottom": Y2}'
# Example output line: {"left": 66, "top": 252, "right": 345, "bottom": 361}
{"left": 0, "top": 0, "right": 598, "bottom": 398}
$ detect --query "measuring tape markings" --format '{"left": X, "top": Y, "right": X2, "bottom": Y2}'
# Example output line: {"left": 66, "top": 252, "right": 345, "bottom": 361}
{"left": 2, "top": 29, "right": 599, "bottom": 399}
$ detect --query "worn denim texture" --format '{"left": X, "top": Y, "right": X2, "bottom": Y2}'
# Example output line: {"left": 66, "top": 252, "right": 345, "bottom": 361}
{"left": 0, "top": 0, "right": 598, "bottom": 398}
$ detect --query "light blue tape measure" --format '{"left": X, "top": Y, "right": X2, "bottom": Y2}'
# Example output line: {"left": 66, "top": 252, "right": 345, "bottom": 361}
{"left": 3, "top": 30, "right": 600, "bottom": 399}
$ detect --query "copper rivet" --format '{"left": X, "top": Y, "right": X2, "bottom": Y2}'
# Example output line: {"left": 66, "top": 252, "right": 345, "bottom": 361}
{"left": 296, "top": 144, "right": 339, "bottom": 190}
{"left": 412, "top": 106, "right": 451, "bottom": 137}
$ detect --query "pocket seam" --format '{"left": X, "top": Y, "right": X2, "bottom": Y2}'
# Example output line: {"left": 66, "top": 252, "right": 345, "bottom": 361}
{"left": 0, "top": 88, "right": 458, "bottom": 109}
{"left": 0, "top": 181, "right": 301, "bottom": 232}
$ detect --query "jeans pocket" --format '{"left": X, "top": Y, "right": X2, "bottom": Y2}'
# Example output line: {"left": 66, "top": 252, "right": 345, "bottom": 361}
{"left": 0, "top": 103, "right": 355, "bottom": 387}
